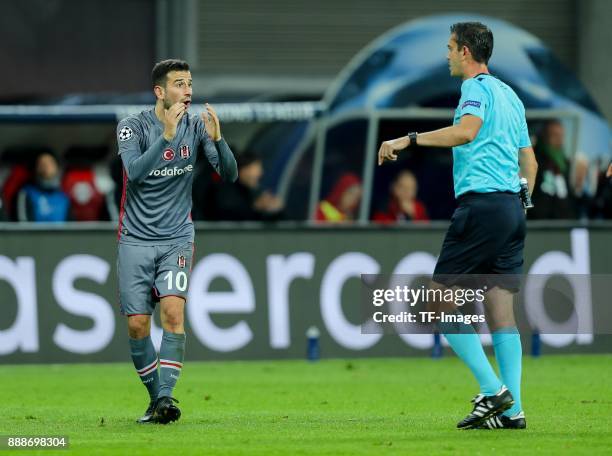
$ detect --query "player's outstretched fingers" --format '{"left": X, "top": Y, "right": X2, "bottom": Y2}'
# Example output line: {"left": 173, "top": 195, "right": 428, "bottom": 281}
{"left": 206, "top": 103, "right": 220, "bottom": 125}
{"left": 205, "top": 103, "right": 217, "bottom": 116}
{"left": 202, "top": 106, "right": 212, "bottom": 124}
{"left": 203, "top": 103, "right": 222, "bottom": 140}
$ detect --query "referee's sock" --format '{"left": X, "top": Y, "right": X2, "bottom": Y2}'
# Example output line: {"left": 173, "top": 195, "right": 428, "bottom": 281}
{"left": 492, "top": 327, "right": 522, "bottom": 417}
{"left": 158, "top": 331, "right": 186, "bottom": 399}
{"left": 129, "top": 336, "right": 160, "bottom": 402}
{"left": 441, "top": 317, "right": 503, "bottom": 396}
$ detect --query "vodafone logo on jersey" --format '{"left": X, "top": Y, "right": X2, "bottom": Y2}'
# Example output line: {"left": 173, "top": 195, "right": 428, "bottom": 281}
{"left": 149, "top": 164, "right": 194, "bottom": 177}
{"left": 162, "top": 148, "right": 175, "bottom": 161}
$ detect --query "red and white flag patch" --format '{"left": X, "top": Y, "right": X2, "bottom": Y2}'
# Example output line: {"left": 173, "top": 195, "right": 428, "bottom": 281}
{"left": 162, "top": 148, "right": 175, "bottom": 161}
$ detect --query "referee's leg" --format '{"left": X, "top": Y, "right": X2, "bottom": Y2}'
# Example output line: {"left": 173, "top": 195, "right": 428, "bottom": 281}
{"left": 431, "top": 278, "right": 503, "bottom": 397}
{"left": 485, "top": 201, "right": 526, "bottom": 419}
{"left": 432, "top": 199, "right": 504, "bottom": 398}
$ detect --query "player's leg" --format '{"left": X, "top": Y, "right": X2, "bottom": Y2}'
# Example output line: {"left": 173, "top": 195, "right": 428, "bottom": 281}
{"left": 118, "top": 243, "right": 160, "bottom": 423}
{"left": 127, "top": 314, "right": 159, "bottom": 422}
{"left": 151, "top": 242, "right": 193, "bottom": 424}
{"left": 148, "top": 296, "right": 185, "bottom": 424}
{"left": 158, "top": 296, "right": 186, "bottom": 400}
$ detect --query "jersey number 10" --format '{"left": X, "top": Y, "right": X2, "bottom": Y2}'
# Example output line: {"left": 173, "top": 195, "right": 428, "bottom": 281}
{"left": 164, "top": 271, "right": 188, "bottom": 292}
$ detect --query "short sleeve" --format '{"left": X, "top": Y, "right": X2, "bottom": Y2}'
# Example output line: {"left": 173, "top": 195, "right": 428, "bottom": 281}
{"left": 518, "top": 116, "right": 531, "bottom": 148}
{"left": 116, "top": 118, "right": 142, "bottom": 155}
{"left": 458, "top": 80, "right": 488, "bottom": 120}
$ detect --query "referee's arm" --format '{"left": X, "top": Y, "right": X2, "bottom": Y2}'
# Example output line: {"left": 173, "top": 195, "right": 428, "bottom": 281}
{"left": 377, "top": 115, "right": 481, "bottom": 165}
{"left": 412, "top": 115, "right": 482, "bottom": 147}
{"left": 519, "top": 146, "right": 538, "bottom": 194}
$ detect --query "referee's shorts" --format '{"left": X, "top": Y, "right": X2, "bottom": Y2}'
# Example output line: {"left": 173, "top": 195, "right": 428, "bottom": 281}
{"left": 432, "top": 191, "right": 526, "bottom": 292}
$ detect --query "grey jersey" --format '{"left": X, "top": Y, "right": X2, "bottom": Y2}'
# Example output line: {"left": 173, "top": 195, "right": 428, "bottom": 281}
{"left": 116, "top": 108, "right": 237, "bottom": 244}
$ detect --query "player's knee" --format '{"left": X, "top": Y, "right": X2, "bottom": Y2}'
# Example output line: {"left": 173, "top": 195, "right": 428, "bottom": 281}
{"left": 161, "top": 304, "right": 183, "bottom": 329}
{"left": 127, "top": 315, "right": 151, "bottom": 339}
{"left": 162, "top": 311, "right": 184, "bottom": 331}
{"left": 160, "top": 296, "right": 185, "bottom": 331}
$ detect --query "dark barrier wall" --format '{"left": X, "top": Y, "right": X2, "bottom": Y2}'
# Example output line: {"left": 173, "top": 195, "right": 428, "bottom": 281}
{"left": 1, "top": 224, "right": 611, "bottom": 363}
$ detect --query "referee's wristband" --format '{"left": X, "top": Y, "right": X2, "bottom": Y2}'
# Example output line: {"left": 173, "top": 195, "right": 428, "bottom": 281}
{"left": 407, "top": 132, "right": 418, "bottom": 147}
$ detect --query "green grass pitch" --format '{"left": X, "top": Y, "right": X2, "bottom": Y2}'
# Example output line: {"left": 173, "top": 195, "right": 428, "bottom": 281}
{"left": 1, "top": 355, "right": 610, "bottom": 455}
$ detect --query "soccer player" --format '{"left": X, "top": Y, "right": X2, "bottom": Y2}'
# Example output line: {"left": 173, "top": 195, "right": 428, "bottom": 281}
{"left": 116, "top": 59, "right": 237, "bottom": 424}
{"left": 378, "top": 22, "right": 538, "bottom": 429}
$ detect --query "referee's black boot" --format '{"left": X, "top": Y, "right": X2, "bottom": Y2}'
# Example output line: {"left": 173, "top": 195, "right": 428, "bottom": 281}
{"left": 152, "top": 396, "right": 181, "bottom": 424}
{"left": 478, "top": 411, "right": 527, "bottom": 430}
{"left": 136, "top": 400, "right": 156, "bottom": 424}
{"left": 457, "top": 386, "right": 514, "bottom": 429}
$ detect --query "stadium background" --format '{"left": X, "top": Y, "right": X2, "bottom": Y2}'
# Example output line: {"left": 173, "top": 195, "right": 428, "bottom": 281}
{"left": 1, "top": 0, "right": 611, "bottom": 363}
{"left": 2, "top": 0, "right": 611, "bottom": 112}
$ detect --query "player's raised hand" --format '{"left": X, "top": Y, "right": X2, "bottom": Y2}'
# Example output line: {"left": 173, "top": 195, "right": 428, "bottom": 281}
{"left": 378, "top": 136, "right": 410, "bottom": 166}
{"left": 202, "top": 103, "right": 222, "bottom": 141}
{"left": 162, "top": 102, "right": 186, "bottom": 141}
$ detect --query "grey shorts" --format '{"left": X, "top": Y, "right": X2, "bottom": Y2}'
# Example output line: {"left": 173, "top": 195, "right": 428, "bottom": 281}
{"left": 117, "top": 241, "right": 194, "bottom": 316}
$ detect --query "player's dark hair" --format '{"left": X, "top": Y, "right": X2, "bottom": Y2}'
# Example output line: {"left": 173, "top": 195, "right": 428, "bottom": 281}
{"left": 151, "top": 59, "right": 190, "bottom": 87}
{"left": 450, "top": 22, "right": 494, "bottom": 64}
{"left": 236, "top": 152, "right": 261, "bottom": 170}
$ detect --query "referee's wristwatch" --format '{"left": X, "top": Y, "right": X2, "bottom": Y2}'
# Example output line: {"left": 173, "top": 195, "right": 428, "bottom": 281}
{"left": 406, "top": 132, "right": 418, "bottom": 147}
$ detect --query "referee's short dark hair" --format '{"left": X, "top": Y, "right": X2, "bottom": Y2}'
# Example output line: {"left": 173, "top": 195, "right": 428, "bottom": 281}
{"left": 151, "top": 59, "right": 190, "bottom": 87}
{"left": 450, "top": 22, "right": 494, "bottom": 64}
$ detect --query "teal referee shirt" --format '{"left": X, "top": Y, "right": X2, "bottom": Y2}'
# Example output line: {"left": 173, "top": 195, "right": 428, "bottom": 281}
{"left": 452, "top": 74, "right": 531, "bottom": 197}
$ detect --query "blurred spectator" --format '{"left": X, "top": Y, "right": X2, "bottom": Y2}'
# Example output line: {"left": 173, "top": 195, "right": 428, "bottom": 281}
{"left": 571, "top": 154, "right": 602, "bottom": 220}
{"left": 529, "top": 120, "right": 576, "bottom": 219}
{"left": 212, "top": 152, "right": 284, "bottom": 221}
{"left": 17, "top": 152, "right": 70, "bottom": 222}
{"left": 590, "top": 160, "right": 612, "bottom": 219}
{"left": 316, "top": 172, "right": 362, "bottom": 223}
{"left": 61, "top": 145, "right": 114, "bottom": 221}
{"left": 372, "top": 170, "right": 429, "bottom": 223}
{"left": 1, "top": 146, "right": 44, "bottom": 220}
{"left": 572, "top": 155, "right": 590, "bottom": 219}
{"left": 191, "top": 155, "right": 217, "bottom": 221}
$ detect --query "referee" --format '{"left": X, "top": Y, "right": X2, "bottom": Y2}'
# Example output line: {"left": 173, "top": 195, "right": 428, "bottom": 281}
{"left": 378, "top": 22, "right": 538, "bottom": 430}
